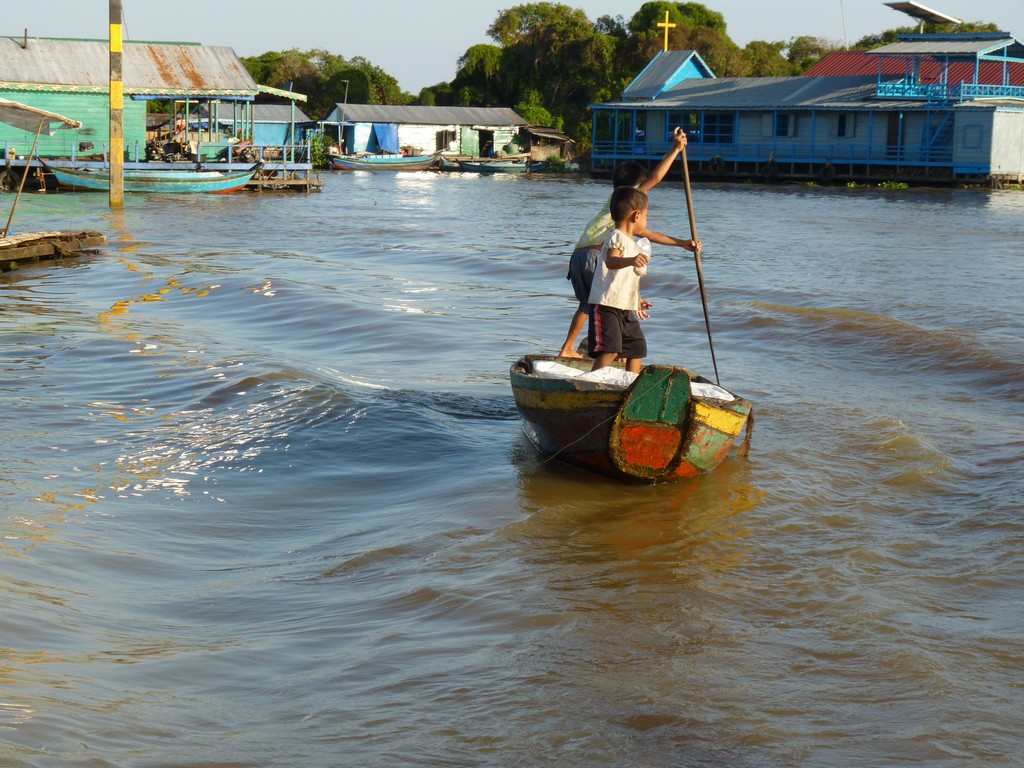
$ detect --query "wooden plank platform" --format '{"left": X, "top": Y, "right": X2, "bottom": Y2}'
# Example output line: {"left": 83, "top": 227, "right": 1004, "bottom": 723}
{"left": 0, "top": 230, "right": 107, "bottom": 272}
{"left": 245, "top": 166, "right": 323, "bottom": 193}
{"left": 246, "top": 175, "right": 324, "bottom": 192}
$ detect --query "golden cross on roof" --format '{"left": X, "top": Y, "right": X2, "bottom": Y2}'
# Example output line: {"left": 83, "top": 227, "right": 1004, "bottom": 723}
{"left": 657, "top": 10, "right": 677, "bottom": 52}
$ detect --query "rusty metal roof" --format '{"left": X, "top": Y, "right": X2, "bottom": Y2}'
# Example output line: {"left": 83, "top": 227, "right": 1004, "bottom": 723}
{"left": 0, "top": 37, "right": 258, "bottom": 97}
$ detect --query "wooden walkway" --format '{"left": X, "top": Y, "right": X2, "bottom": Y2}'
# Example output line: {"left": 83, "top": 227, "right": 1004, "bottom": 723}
{"left": 1, "top": 230, "right": 107, "bottom": 272}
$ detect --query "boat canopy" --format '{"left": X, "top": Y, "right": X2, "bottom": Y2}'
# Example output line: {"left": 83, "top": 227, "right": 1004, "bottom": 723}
{"left": 0, "top": 98, "right": 81, "bottom": 134}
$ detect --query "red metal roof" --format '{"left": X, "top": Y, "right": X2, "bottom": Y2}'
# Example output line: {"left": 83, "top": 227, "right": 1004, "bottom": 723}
{"left": 804, "top": 50, "right": 1024, "bottom": 86}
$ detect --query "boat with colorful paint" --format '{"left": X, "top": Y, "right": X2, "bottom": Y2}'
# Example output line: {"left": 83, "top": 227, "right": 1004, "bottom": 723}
{"left": 509, "top": 355, "right": 752, "bottom": 482}
{"left": 43, "top": 162, "right": 261, "bottom": 193}
{"left": 327, "top": 153, "right": 439, "bottom": 171}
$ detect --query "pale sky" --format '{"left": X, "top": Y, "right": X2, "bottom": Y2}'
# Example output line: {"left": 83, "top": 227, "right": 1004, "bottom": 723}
{"left": 7, "top": 1, "right": 1024, "bottom": 93}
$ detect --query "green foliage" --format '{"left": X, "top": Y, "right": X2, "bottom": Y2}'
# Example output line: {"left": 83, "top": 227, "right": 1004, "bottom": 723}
{"left": 515, "top": 91, "right": 562, "bottom": 129}
{"left": 451, "top": 44, "right": 508, "bottom": 106}
{"left": 741, "top": 40, "right": 790, "bottom": 76}
{"left": 878, "top": 181, "right": 909, "bottom": 189}
{"left": 304, "top": 129, "right": 333, "bottom": 169}
{"left": 239, "top": 49, "right": 408, "bottom": 119}
{"left": 785, "top": 35, "right": 844, "bottom": 73}
{"left": 595, "top": 14, "right": 628, "bottom": 38}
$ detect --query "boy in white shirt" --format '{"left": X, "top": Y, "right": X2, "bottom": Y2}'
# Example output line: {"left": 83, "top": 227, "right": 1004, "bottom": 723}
{"left": 587, "top": 186, "right": 653, "bottom": 374}
{"left": 558, "top": 128, "right": 699, "bottom": 358}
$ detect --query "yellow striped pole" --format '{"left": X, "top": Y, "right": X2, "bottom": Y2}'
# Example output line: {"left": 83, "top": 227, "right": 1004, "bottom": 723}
{"left": 109, "top": 0, "right": 124, "bottom": 207}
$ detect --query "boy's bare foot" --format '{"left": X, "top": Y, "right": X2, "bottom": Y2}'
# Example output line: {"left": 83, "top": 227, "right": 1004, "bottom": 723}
{"left": 558, "top": 347, "right": 583, "bottom": 358}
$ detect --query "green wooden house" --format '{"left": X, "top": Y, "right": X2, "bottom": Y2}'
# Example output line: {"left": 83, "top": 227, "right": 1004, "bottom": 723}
{"left": 0, "top": 35, "right": 260, "bottom": 159}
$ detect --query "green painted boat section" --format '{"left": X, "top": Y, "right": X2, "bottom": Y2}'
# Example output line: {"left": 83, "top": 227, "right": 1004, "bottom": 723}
{"left": 684, "top": 429, "right": 735, "bottom": 472}
{"left": 620, "top": 365, "right": 690, "bottom": 424}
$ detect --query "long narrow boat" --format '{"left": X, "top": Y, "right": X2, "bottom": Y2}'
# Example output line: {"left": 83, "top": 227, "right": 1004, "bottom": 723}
{"left": 457, "top": 158, "right": 529, "bottom": 174}
{"left": 44, "top": 163, "right": 260, "bottom": 193}
{"left": 510, "top": 355, "right": 753, "bottom": 482}
{"left": 327, "top": 153, "right": 439, "bottom": 171}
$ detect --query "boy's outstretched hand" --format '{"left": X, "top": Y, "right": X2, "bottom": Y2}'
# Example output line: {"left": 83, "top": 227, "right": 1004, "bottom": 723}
{"left": 672, "top": 127, "right": 687, "bottom": 150}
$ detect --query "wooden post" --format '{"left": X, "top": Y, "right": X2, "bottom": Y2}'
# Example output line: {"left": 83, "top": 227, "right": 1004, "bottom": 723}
{"left": 109, "top": 0, "right": 124, "bottom": 207}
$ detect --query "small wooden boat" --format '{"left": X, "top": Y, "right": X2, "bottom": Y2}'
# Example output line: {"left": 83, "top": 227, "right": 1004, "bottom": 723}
{"left": 327, "top": 153, "right": 439, "bottom": 171}
{"left": 510, "top": 355, "right": 752, "bottom": 482}
{"left": 457, "top": 158, "right": 529, "bottom": 174}
{"left": 44, "top": 163, "right": 260, "bottom": 193}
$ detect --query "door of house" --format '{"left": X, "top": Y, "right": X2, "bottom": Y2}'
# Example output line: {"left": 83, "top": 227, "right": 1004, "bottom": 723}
{"left": 886, "top": 112, "right": 903, "bottom": 160}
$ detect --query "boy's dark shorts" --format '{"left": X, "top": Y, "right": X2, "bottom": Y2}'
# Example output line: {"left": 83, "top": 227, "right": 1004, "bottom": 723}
{"left": 566, "top": 246, "right": 601, "bottom": 312}
{"left": 588, "top": 304, "right": 647, "bottom": 358}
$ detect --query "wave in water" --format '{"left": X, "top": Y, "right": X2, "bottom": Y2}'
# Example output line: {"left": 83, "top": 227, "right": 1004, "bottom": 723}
{"left": 739, "top": 301, "right": 1022, "bottom": 400}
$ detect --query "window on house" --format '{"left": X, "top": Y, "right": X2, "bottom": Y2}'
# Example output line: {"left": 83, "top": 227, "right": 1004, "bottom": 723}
{"left": 962, "top": 124, "right": 983, "bottom": 150}
{"left": 837, "top": 113, "right": 857, "bottom": 138}
{"left": 667, "top": 112, "right": 700, "bottom": 141}
{"left": 704, "top": 113, "right": 735, "bottom": 144}
{"left": 763, "top": 113, "right": 797, "bottom": 138}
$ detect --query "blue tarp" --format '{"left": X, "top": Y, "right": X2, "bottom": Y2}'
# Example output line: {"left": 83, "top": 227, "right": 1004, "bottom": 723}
{"left": 372, "top": 123, "right": 399, "bottom": 153}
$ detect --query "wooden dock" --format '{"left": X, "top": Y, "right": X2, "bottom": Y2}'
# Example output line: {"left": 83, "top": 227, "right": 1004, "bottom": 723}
{"left": 1, "top": 230, "right": 107, "bottom": 272}
{"left": 246, "top": 166, "right": 323, "bottom": 193}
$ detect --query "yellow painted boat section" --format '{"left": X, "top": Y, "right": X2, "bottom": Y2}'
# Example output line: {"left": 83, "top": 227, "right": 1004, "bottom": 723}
{"left": 692, "top": 401, "right": 747, "bottom": 436}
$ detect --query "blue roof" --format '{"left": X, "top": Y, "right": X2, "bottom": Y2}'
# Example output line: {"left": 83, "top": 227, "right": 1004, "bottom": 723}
{"left": 622, "top": 50, "right": 715, "bottom": 101}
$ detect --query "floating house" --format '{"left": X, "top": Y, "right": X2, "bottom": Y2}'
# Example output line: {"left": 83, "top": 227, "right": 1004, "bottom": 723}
{"left": 0, "top": 35, "right": 308, "bottom": 162}
{"left": 589, "top": 33, "right": 1024, "bottom": 186}
{"left": 318, "top": 104, "right": 529, "bottom": 158}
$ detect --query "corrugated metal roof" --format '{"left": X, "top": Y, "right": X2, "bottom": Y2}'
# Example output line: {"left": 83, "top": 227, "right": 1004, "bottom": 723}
{"left": 0, "top": 37, "right": 257, "bottom": 95}
{"left": 805, "top": 50, "right": 1024, "bottom": 86}
{"left": 594, "top": 75, "right": 970, "bottom": 111}
{"left": 320, "top": 103, "right": 526, "bottom": 126}
{"left": 872, "top": 39, "right": 1005, "bottom": 55}
{"left": 251, "top": 104, "right": 312, "bottom": 123}
{"left": 869, "top": 34, "right": 1024, "bottom": 58}
{"left": 623, "top": 50, "right": 711, "bottom": 100}
{"left": 525, "top": 125, "right": 572, "bottom": 141}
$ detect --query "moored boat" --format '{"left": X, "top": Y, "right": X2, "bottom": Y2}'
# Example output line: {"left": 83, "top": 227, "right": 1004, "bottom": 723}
{"left": 327, "top": 153, "right": 439, "bottom": 171}
{"left": 43, "top": 162, "right": 261, "bottom": 193}
{"left": 457, "top": 158, "right": 529, "bottom": 174}
{"left": 510, "top": 355, "right": 752, "bottom": 482}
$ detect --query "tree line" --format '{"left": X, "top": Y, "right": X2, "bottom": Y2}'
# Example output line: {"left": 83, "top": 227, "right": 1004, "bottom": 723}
{"left": 240, "top": 1, "right": 999, "bottom": 155}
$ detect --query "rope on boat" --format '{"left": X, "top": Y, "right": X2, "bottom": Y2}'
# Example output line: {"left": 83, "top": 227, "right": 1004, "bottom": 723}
{"left": 533, "top": 372, "right": 681, "bottom": 468}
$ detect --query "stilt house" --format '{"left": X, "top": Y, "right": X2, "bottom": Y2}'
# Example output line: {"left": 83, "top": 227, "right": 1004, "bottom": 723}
{"left": 590, "top": 33, "right": 1024, "bottom": 185}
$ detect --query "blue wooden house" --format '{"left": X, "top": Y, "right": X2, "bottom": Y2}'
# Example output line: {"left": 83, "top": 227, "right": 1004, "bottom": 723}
{"left": 590, "top": 34, "right": 1024, "bottom": 185}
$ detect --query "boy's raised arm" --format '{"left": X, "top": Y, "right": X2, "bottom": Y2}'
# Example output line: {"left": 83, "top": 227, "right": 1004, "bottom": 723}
{"left": 639, "top": 128, "right": 687, "bottom": 192}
